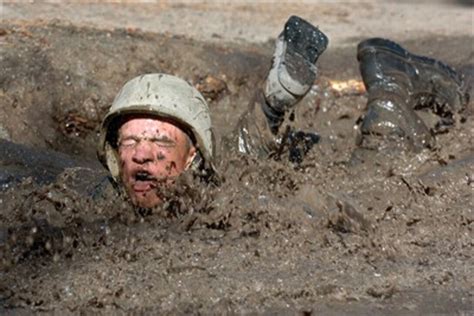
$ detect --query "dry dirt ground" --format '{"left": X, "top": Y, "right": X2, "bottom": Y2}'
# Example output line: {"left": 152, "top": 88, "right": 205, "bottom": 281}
{"left": 0, "top": 1, "right": 473, "bottom": 315}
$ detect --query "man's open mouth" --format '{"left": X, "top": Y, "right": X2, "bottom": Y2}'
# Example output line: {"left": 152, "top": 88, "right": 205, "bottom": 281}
{"left": 132, "top": 171, "right": 157, "bottom": 192}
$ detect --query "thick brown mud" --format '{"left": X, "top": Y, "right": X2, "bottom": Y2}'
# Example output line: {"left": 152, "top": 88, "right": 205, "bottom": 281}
{"left": 0, "top": 21, "right": 473, "bottom": 314}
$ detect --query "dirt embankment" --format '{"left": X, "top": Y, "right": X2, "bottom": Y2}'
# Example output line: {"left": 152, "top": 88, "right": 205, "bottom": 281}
{"left": 0, "top": 19, "right": 473, "bottom": 315}
{"left": 4, "top": 1, "right": 473, "bottom": 46}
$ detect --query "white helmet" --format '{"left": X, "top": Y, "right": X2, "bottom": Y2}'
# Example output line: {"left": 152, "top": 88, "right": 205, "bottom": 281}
{"left": 97, "top": 73, "right": 215, "bottom": 181}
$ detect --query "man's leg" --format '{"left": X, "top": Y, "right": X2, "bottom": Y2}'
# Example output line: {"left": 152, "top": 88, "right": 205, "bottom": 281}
{"left": 222, "top": 16, "right": 328, "bottom": 162}
{"left": 355, "top": 38, "right": 469, "bottom": 154}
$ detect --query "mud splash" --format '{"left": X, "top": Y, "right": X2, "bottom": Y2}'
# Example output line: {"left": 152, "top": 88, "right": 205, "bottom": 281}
{"left": 0, "top": 21, "right": 473, "bottom": 314}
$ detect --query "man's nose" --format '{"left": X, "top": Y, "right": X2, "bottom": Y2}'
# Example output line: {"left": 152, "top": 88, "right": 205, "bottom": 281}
{"left": 132, "top": 141, "right": 155, "bottom": 164}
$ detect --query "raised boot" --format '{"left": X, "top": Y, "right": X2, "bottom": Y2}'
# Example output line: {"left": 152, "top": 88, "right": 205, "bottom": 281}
{"left": 357, "top": 38, "right": 468, "bottom": 151}
{"left": 222, "top": 16, "right": 327, "bottom": 161}
{"left": 262, "top": 15, "right": 328, "bottom": 134}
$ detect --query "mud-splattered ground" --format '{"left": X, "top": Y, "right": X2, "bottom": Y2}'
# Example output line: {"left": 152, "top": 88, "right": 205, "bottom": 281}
{"left": 0, "top": 19, "right": 473, "bottom": 314}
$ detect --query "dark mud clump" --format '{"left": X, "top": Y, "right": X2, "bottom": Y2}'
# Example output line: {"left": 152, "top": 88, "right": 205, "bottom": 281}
{"left": 1, "top": 21, "right": 473, "bottom": 314}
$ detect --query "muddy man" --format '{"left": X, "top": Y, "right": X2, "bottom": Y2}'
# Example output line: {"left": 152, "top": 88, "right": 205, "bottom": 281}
{"left": 96, "top": 16, "right": 469, "bottom": 209}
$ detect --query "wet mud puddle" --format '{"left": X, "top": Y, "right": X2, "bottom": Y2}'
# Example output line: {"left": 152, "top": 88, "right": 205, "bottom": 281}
{"left": 0, "top": 21, "right": 473, "bottom": 314}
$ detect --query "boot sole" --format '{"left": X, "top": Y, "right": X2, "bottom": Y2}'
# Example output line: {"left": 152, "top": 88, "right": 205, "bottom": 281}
{"left": 284, "top": 15, "right": 329, "bottom": 64}
{"left": 278, "top": 16, "right": 329, "bottom": 95}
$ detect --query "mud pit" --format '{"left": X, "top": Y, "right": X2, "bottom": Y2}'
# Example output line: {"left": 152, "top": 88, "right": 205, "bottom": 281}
{"left": 0, "top": 20, "right": 473, "bottom": 314}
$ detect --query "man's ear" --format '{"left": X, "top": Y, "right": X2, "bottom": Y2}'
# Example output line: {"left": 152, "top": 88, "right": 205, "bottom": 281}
{"left": 184, "top": 146, "right": 197, "bottom": 170}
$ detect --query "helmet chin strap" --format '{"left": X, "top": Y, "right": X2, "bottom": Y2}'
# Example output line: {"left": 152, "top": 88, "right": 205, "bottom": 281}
{"left": 189, "top": 151, "right": 203, "bottom": 172}
{"left": 189, "top": 151, "right": 220, "bottom": 185}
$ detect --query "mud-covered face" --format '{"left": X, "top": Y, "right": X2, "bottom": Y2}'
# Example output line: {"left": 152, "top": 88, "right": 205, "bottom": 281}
{"left": 117, "top": 117, "right": 196, "bottom": 208}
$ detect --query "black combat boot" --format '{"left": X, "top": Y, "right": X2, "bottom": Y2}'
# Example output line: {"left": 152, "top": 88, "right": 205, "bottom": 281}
{"left": 357, "top": 38, "right": 468, "bottom": 151}
{"left": 262, "top": 15, "right": 328, "bottom": 134}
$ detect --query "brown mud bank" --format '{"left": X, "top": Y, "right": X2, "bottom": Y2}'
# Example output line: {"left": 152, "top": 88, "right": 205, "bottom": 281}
{"left": 0, "top": 21, "right": 473, "bottom": 314}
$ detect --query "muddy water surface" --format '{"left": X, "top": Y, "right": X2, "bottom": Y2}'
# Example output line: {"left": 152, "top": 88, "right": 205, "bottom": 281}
{"left": 0, "top": 21, "right": 473, "bottom": 314}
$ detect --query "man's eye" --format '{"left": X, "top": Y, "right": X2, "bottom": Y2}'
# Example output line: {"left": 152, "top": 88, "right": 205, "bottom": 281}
{"left": 120, "top": 139, "right": 138, "bottom": 147}
{"left": 151, "top": 139, "right": 174, "bottom": 148}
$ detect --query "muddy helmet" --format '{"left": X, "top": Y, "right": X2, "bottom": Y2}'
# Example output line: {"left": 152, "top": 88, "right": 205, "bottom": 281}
{"left": 97, "top": 73, "right": 215, "bottom": 181}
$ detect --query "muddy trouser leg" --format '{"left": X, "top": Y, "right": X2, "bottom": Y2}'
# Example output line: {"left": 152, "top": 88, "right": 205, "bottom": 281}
{"left": 220, "top": 89, "right": 323, "bottom": 165}
{"left": 221, "top": 16, "right": 328, "bottom": 162}
{"left": 221, "top": 91, "right": 280, "bottom": 159}
{"left": 354, "top": 38, "right": 469, "bottom": 157}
